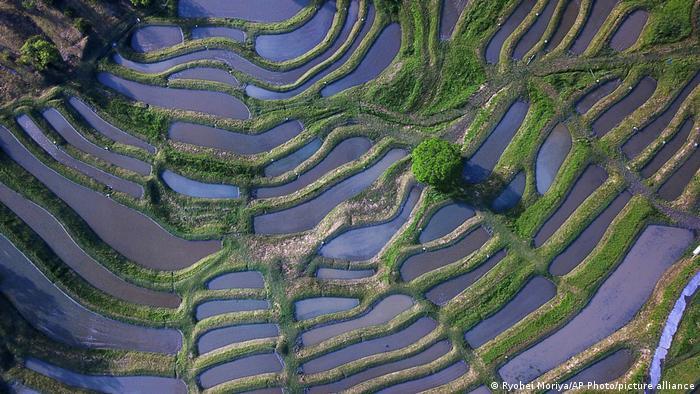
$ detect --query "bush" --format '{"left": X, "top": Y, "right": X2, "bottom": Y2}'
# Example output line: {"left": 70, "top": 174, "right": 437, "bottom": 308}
{"left": 130, "top": 0, "right": 151, "bottom": 7}
{"left": 411, "top": 138, "right": 462, "bottom": 190}
{"left": 19, "top": 36, "right": 60, "bottom": 71}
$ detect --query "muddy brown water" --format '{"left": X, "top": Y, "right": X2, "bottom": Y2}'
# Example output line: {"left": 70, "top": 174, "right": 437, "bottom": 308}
{"left": 549, "top": 190, "right": 631, "bottom": 276}
{"left": 640, "top": 117, "right": 694, "bottom": 179}
{"left": 418, "top": 202, "right": 475, "bottom": 244}
{"left": 161, "top": 170, "right": 239, "bottom": 199}
{"left": 536, "top": 123, "right": 572, "bottom": 194}
{"left": 302, "top": 317, "right": 437, "bottom": 374}
{"left": 16, "top": 115, "right": 144, "bottom": 199}
{"left": 569, "top": 0, "right": 620, "bottom": 54}
{"left": 512, "top": 0, "right": 558, "bottom": 60}
{"left": 68, "top": 97, "right": 156, "bottom": 154}
{"left": 179, "top": 0, "right": 310, "bottom": 21}
{"left": 98, "top": 73, "right": 250, "bottom": 120}
{"left": 264, "top": 138, "right": 323, "bottom": 177}
{"left": 400, "top": 226, "right": 491, "bottom": 282}
{"left": 609, "top": 10, "right": 648, "bottom": 51}
{"left": 300, "top": 294, "right": 413, "bottom": 346}
{"left": 207, "top": 271, "right": 265, "bottom": 290}
{"left": 492, "top": 171, "right": 526, "bottom": 212}
{"left": 545, "top": 349, "right": 634, "bottom": 393}
{"left": 439, "top": 0, "right": 470, "bottom": 40}
{"left": 294, "top": 297, "right": 360, "bottom": 320}
{"left": 256, "top": 137, "right": 372, "bottom": 199}
{"left": 195, "top": 299, "right": 270, "bottom": 321}
{"left": 315, "top": 267, "right": 375, "bottom": 279}
{"left": 575, "top": 78, "right": 621, "bottom": 114}
{"left": 247, "top": 1, "right": 372, "bottom": 100}
{"left": 377, "top": 360, "right": 469, "bottom": 394}
{"left": 545, "top": 0, "right": 581, "bottom": 51}
{"left": 462, "top": 100, "right": 529, "bottom": 183}
{"left": 464, "top": 276, "right": 556, "bottom": 348}
{"left": 168, "top": 67, "right": 240, "bottom": 87}
{"left": 319, "top": 185, "right": 421, "bottom": 260}
{"left": 591, "top": 76, "right": 657, "bottom": 138}
{"left": 0, "top": 125, "right": 222, "bottom": 271}
{"left": 484, "top": 0, "right": 538, "bottom": 63}
{"left": 253, "top": 148, "right": 407, "bottom": 234}
{"left": 131, "top": 25, "right": 183, "bottom": 52}
{"left": 0, "top": 180, "right": 180, "bottom": 308}
{"left": 26, "top": 358, "right": 187, "bottom": 394}
{"left": 122, "top": 0, "right": 361, "bottom": 90}
{"left": 426, "top": 249, "right": 507, "bottom": 306}
{"left": 533, "top": 165, "right": 608, "bottom": 247}
{"left": 169, "top": 120, "right": 303, "bottom": 155}
{"left": 197, "top": 323, "right": 279, "bottom": 354}
{"left": 191, "top": 26, "right": 246, "bottom": 42}
{"left": 42, "top": 108, "right": 151, "bottom": 176}
{"left": 0, "top": 234, "right": 182, "bottom": 354}
{"left": 657, "top": 146, "right": 700, "bottom": 201}
{"left": 321, "top": 23, "right": 402, "bottom": 97}
{"left": 499, "top": 225, "right": 694, "bottom": 384}
{"left": 256, "top": 0, "right": 337, "bottom": 62}
{"left": 308, "top": 339, "right": 452, "bottom": 393}
{"left": 622, "top": 71, "right": 700, "bottom": 158}
{"left": 198, "top": 352, "right": 284, "bottom": 389}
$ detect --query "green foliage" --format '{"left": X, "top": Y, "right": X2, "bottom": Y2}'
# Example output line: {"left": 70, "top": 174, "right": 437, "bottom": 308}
{"left": 73, "top": 17, "right": 91, "bottom": 34}
{"left": 130, "top": 0, "right": 151, "bottom": 7}
{"left": 411, "top": 138, "right": 462, "bottom": 190}
{"left": 644, "top": 0, "right": 693, "bottom": 45}
{"left": 104, "top": 98, "right": 166, "bottom": 140}
{"left": 19, "top": 36, "right": 60, "bottom": 71}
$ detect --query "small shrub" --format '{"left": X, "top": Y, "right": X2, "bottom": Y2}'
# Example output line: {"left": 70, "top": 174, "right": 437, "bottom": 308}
{"left": 19, "top": 36, "right": 61, "bottom": 71}
{"left": 411, "top": 137, "right": 462, "bottom": 190}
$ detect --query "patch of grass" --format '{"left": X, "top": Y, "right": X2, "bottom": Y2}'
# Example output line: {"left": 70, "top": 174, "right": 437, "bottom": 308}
{"left": 641, "top": 0, "right": 694, "bottom": 46}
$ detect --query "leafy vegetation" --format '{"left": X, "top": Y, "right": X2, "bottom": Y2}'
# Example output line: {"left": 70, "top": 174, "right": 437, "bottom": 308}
{"left": 19, "top": 36, "right": 60, "bottom": 71}
{"left": 411, "top": 138, "right": 462, "bottom": 190}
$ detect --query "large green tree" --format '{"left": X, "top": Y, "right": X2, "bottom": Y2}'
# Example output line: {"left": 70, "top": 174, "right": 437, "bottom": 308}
{"left": 411, "top": 138, "right": 462, "bottom": 190}
{"left": 19, "top": 36, "right": 60, "bottom": 71}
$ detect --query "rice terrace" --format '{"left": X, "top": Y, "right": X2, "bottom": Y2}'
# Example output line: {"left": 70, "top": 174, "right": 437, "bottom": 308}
{"left": 0, "top": 0, "right": 698, "bottom": 392}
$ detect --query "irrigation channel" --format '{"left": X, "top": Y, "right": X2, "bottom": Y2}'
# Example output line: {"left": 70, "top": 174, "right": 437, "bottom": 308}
{"left": 0, "top": 0, "right": 698, "bottom": 392}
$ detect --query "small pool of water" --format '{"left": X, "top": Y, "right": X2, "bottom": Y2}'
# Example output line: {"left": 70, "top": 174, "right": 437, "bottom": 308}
{"left": 569, "top": 0, "right": 620, "bottom": 54}
{"left": 197, "top": 323, "right": 279, "bottom": 354}
{"left": 131, "top": 25, "right": 183, "bottom": 52}
{"left": 195, "top": 299, "right": 270, "bottom": 320}
{"left": 191, "top": 26, "right": 246, "bottom": 42}
{"left": 418, "top": 202, "right": 475, "bottom": 244}
{"left": 545, "top": 0, "right": 580, "bottom": 51}
{"left": 492, "top": 171, "right": 526, "bottom": 212}
{"left": 264, "top": 138, "right": 323, "bottom": 177}
{"left": 512, "top": 0, "right": 558, "bottom": 60}
{"left": 657, "top": 146, "right": 700, "bottom": 201}
{"left": 575, "top": 78, "right": 622, "bottom": 114}
{"left": 536, "top": 123, "right": 572, "bottom": 194}
{"left": 294, "top": 297, "right": 360, "bottom": 320}
{"left": 484, "top": 0, "right": 537, "bottom": 63}
{"left": 591, "top": 76, "right": 657, "bottom": 138}
{"left": 378, "top": 360, "right": 468, "bottom": 394}
{"left": 207, "top": 271, "right": 265, "bottom": 289}
{"left": 609, "top": 10, "right": 648, "bottom": 51}
{"left": 198, "top": 352, "right": 284, "bottom": 389}
{"left": 168, "top": 67, "right": 240, "bottom": 87}
{"left": 179, "top": 0, "right": 310, "bottom": 21}
{"left": 640, "top": 117, "right": 694, "bottom": 179}
{"left": 161, "top": 170, "right": 239, "bottom": 199}
{"left": 546, "top": 349, "right": 634, "bottom": 393}
{"left": 439, "top": 0, "right": 470, "bottom": 40}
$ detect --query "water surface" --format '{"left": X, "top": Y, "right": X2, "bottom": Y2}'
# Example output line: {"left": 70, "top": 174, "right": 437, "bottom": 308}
{"left": 492, "top": 171, "right": 526, "bottom": 212}
{"left": 162, "top": 170, "right": 239, "bottom": 199}
{"left": 68, "top": 97, "right": 155, "bottom": 153}
{"left": 131, "top": 25, "right": 183, "bottom": 52}
{"left": 534, "top": 165, "right": 608, "bottom": 247}
{"left": 512, "top": 0, "right": 558, "bottom": 60}
{"left": 198, "top": 352, "right": 284, "bottom": 389}
{"left": 168, "top": 67, "right": 240, "bottom": 86}
{"left": 256, "top": 137, "right": 372, "bottom": 198}
{"left": 254, "top": 149, "right": 407, "bottom": 234}
{"left": 169, "top": 120, "right": 303, "bottom": 155}
{"left": 256, "top": 0, "right": 337, "bottom": 62}
{"left": 99, "top": 73, "right": 250, "bottom": 119}
{"left": 547, "top": 349, "right": 634, "bottom": 393}
{"left": 545, "top": 0, "right": 581, "bottom": 51}
{"left": 591, "top": 76, "right": 657, "bottom": 138}
{"left": 302, "top": 317, "right": 437, "bottom": 373}
{"left": 657, "top": 147, "right": 700, "bottom": 201}
{"left": 440, "top": 0, "right": 470, "bottom": 40}
{"left": 464, "top": 276, "right": 556, "bottom": 347}
{"left": 377, "top": 360, "right": 468, "bottom": 394}
{"left": 191, "top": 26, "right": 246, "bottom": 42}
{"left": 484, "top": 0, "right": 537, "bottom": 63}
{"left": 294, "top": 297, "right": 360, "bottom": 320}
{"left": 319, "top": 185, "right": 421, "bottom": 260}
{"left": 426, "top": 249, "right": 507, "bottom": 305}
{"left": 418, "top": 202, "right": 475, "bottom": 244}
{"left": 321, "top": 23, "right": 402, "bottom": 97}
{"left": 0, "top": 234, "right": 182, "bottom": 354}
{"left": 549, "top": 190, "right": 631, "bottom": 276}
{"left": 575, "top": 78, "right": 621, "bottom": 114}
{"left": 0, "top": 126, "right": 221, "bottom": 270}
{"left": 609, "top": 10, "right": 648, "bottom": 51}
{"left": 264, "top": 138, "right": 322, "bottom": 177}
{"left": 178, "top": 0, "right": 310, "bottom": 21}
{"left": 197, "top": 323, "right": 279, "bottom": 354}
{"left": 499, "top": 225, "right": 693, "bottom": 384}
{"left": 196, "top": 299, "right": 270, "bottom": 320}
{"left": 462, "top": 100, "right": 529, "bottom": 183}
{"left": 569, "top": 0, "right": 620, "bottom": 54}
{"left": 640, "top": 117, "right": 694, "bottom": 179}
{"left": 207, "top": 271, "right": 265, "bottom": 289}
{"left": 26, "top": 358, "right": 187, "bottom": 394}
{"left": 401, "top": 227, "right": 491, "bottom": 282}
{"left": 42, "top": 108, "right": 151, "bottom": 176}
{"left": 536, "top": 123, "right": 572, "bottom": 194}
{"left": 300, "top": 294, "right": 413, "bottom": 346}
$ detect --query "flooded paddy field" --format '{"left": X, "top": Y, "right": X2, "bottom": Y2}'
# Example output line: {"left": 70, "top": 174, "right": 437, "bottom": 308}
{"left": 1, "top": 0, "right": 697, "bottom": 392}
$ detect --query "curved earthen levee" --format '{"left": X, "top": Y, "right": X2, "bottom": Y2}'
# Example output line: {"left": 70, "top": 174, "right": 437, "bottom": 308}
{"left": 0, "top": 126, "right": 222, "bottom": 271}
{"left": 0, "top": 234, "right": 182, "bottom": 354}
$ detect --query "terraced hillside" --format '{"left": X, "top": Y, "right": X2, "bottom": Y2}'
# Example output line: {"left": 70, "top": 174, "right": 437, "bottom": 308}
{"left": 0, "top": 0, "right": 699, "bottom": 392}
